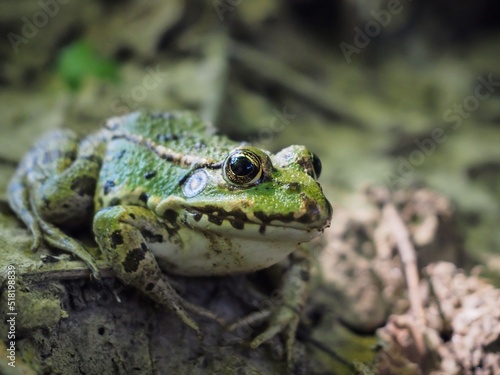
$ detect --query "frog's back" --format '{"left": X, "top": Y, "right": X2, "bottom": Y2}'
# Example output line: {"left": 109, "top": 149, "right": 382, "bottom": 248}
{"left": 95, "top": 111, "right": 237, "bottom": 210}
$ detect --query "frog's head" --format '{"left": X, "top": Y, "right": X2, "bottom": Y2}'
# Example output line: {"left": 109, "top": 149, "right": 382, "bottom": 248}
{"left": 155, "top": 145, "right": 332, "bottom": 245}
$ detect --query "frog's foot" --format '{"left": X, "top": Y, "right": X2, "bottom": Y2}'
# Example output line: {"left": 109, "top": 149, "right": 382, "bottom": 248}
{"left": 228, "top": 255, "right": 311, "bottom": 368}
{"left": 147, "top": 277, "right": 204, "bottom": 339}
{"left": 252, "top": 304, "right": 302, "bottom": 367}
{"left": 228, "top": 304, "right": 301, "bottom": 367}
{"left": 250, "top": 304, "right": 300, "bottom": 348}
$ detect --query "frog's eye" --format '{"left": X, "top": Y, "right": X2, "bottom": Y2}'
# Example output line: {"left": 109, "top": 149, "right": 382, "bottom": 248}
{"left": 312, "top": 153, "right": 322, "bottom": 180}
{"left": 223, "top": 149, "right": 263, "bottom": 186}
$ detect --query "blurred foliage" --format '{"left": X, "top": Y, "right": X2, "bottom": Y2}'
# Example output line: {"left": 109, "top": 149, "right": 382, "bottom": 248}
{"left": 56, "top": 41, "right": 119, "bottom": 90}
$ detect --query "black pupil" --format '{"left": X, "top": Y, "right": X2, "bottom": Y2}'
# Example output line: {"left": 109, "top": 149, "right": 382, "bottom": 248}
{"left": 230, "top": 155, "right": 255, "bottom": 176}
{"left": 312, "top": 153, "right": 322, "bottom": 179}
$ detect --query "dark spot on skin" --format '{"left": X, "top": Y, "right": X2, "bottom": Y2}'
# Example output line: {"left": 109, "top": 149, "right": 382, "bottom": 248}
{"left": 129, "top": 213, "right": 136, "bottom": 219}
{"left": 185, "top": 208, "right": 202, "bottom": 222}
{"left": 156, "top": 133, "right": 179, "bottom": 142}
{"left": 103, "top": 180, "right": 115, "bottom": 195}
{"left": 153, "top": 234, "right": 164, "bottom": 243}
{"left": 163, "top": 209, "right": 178, "bottom": 223}
{"left": 146, "top": 283, "right": 155, "bottom": 291}
{"left": 208, "top": 215, "right": 223, "bottom": 226}
{"left": 144, "top": 171, "right": 157, "bottom": 180}
{"left": 188, "top": 205, "right": 249, "bottom": 229}
{"left": 71, "top": 176, "right": 97, "bottom": 197}
{"left": 254, "top": 211, "right": 295, "bottom": 225}
{"left": 110, "top": 230, "right": 124, "bottom": 249}
{"left": 66, "top": 150, "right": 78, "bottom": 161}
{"left": 122, "top": 248, "right": 146, "bottom": 273}
{"left": 142, "top": 229, "right": 164, "bottom": 243}
{"left": 109, "top": 198, "right": 121, "bottom": 206}
{"left": 115, "top": 149, "right": 126, "bottom": 160}
{"left": 138, "top": 192, "right": 149, "bottom": 204}
{"left": 229, "top": 220, "right": 244, "bottom": 230}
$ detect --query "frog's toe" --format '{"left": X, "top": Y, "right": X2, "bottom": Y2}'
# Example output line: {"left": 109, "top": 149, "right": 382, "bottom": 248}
{"left": 39, "top": 220, "right": 101, "bottom": 278}
{"left": 29, "top": 225, "right": 44, "bottom": 253}
{"left": 88, "top": 265, "right": 102, "bottom": 280}
{"left": 227, "top": 309, "right": 272, "bottom": 333}
{"left": 250, "top": 323, "right": 286, "bottom": 349}
{"left": 30, "top": 235, "right": 42, "bottom": 252}
{"left": 183, "top": 300, "right": 226, "bottom": 326}
{"left": 176, "top": 307, "right": 204, "bottom": 340}
{"left": 249, "top": 310, "right": 301, "bottom": 370}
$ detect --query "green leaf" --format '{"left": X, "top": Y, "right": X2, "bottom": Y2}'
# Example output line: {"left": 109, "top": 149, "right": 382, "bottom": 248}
{"left": 56, "top": 41, "right": 119, "bottom": 90}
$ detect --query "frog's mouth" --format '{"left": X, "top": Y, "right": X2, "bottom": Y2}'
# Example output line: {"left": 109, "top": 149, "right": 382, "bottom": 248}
{"left": 179, "top": 203, "right": 331, "bottom": 243}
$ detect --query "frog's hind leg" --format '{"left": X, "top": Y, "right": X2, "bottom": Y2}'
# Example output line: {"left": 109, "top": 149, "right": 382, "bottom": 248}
{"left": 93, "top": 205, "right": 221, "bottom": 338}
{"left": 8, "top": 130, "right": 105, "bottom": 277}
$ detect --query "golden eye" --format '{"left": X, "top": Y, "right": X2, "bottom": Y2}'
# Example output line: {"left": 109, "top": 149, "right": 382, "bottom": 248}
{"left": 223, "top": 148, "right": 263, "bottom": 186}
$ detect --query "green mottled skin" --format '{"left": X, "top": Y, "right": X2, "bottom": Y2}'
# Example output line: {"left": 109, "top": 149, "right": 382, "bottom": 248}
{"left": 8, "top": 111, "right": 332, "bottom": 366}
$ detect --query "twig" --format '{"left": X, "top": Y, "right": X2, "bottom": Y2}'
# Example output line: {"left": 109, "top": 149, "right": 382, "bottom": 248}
{"left": 18, "top": 261, "right": 114, "bottom": 283}
{"left": 382, "top": 200, "right": 426, "bottom": 357}
{"left": 368, "top": 186, "right": 427, "bottom": 357}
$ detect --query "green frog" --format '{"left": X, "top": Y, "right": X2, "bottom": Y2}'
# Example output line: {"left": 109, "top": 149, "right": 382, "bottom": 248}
{"left": 8, "top": 111, "right": 332, "bottom": 359}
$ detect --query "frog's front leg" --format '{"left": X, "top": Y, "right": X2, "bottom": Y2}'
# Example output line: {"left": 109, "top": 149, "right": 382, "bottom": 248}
{"left": 93, "top": 205, "right": 218, "bottom": 338}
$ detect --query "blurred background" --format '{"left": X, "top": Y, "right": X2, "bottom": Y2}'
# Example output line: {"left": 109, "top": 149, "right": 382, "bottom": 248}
{"left": 1, "top": 0, "right": 500, "bottom": 373}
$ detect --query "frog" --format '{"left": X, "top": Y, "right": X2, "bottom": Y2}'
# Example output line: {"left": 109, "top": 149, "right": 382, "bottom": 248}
{"left": 8, "top": 111, "right": 332, "bottom": 363}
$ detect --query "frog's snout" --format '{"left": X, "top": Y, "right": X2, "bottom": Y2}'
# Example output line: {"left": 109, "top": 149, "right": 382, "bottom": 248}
{"left": 297, "top": 193, "right": 332, "bottom": 231}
